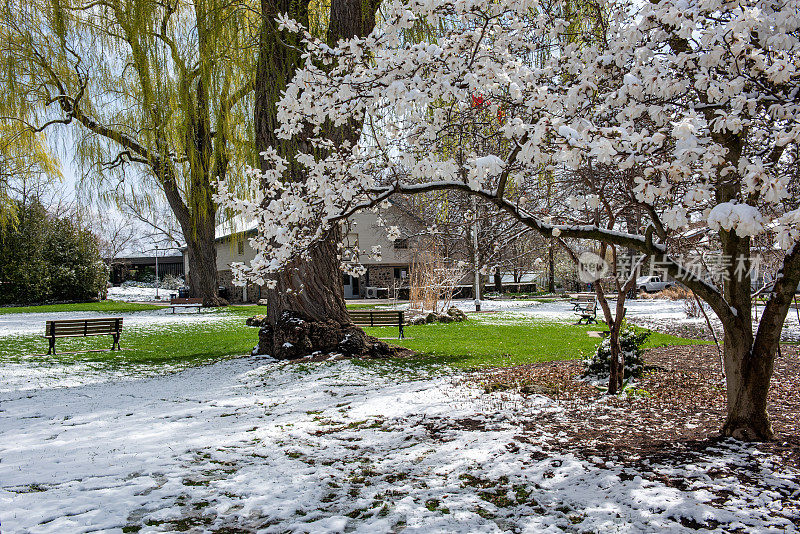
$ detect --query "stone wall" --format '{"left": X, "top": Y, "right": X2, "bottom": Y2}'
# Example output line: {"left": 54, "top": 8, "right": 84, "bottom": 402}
{"left": 367, "top": 265, "right": 395, "bottom": 289}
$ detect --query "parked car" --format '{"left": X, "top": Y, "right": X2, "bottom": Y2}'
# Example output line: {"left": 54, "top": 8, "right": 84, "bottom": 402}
{"left": 636, "top": 275, "right": 673, "bottom": 293}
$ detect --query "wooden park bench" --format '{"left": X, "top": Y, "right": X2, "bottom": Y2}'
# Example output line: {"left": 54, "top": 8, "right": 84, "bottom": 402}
{"left": 574, "top": 299, "right": 597, "bottom": 325}
{"left": 44, "top": 318, "right": 123, "bottom": 355}
{"left": 349, "top": 310, "right": 406, "bottom": 339}
{"left": 170, "top": 297, "right": 203, "bottom": 313}
{"left": 569, "top": 293, "right": 595, "bottom": 311}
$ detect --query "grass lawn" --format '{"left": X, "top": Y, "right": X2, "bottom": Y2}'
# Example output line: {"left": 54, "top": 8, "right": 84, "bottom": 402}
{"left": 0, "top": 300, "right": 163, "bottom": 314}
{"left": 364, "top": 318, "right": 708, "bottom": 368}
{"left": 0, "top": 314, "right": 255, "bottom": 372}
{"left": 0, "top": 302, "right": 709, "bottom": 380}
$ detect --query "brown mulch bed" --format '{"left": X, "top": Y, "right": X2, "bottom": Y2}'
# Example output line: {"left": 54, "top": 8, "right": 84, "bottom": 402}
{"left": 469, "top": 344, "right": 800, "bottom": 470}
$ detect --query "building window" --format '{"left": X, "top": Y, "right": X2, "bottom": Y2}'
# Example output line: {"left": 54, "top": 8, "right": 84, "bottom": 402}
{"left": 237, "top": 238, "right": 244, "bottom": 256}
{"left": 394, "top": 238, "right": 409, "bottom": 249}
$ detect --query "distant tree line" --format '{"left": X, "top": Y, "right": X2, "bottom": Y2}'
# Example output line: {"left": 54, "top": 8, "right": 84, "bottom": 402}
{"left": 0, "top": 200, "right": 108, "bottom": 305}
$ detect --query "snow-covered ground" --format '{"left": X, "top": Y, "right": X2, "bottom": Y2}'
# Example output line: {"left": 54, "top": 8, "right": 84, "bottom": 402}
{"left": 0, "top": 307, "right": 233, "bottom": 338}
{"left": 0, "top": 309, "right": 243, "bottom": 393}
{"left": 107, "top": 285, "right": 174, "bottom": 302}
{"left": 1, "top": 357, "right": 797, "bottom": 533}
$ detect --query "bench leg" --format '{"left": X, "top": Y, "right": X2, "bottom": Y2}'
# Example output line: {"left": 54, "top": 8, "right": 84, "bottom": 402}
{"left": 399, "top": 324, "right": 404, "bottom": 340}
{"left": 111, "top": 334, "right": 121, "bottom": 351}
{"left": 47, "top": 337, "right": 55, "bottom": 355}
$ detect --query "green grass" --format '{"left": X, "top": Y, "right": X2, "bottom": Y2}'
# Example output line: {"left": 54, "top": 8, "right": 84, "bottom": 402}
{"left": 0, "top": 315, "right": 254, "bottom": 372}
{"left": 225, "top": 304, "right": 269, "bottom": 316}
{"left": 0, "top": 300, "right": 163, "bottom": 315}
{"left": 363, "top": 318, "right": 708, "bottom": 368}
{"left": 0, "top": 303, "right": 708, "bottom": 380}
{"left": 346, "top": 303, "right": 380, "bottom": 310}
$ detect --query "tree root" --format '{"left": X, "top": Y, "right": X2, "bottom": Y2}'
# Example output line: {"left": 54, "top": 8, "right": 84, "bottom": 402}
{"left": 256, "top": 310, "right": 413, "bottom": 360}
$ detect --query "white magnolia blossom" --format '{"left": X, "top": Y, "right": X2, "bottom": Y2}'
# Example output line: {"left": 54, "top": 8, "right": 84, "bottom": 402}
{"left": 707, "top": 203, "right": 766, "bottom": 237}
{"left": 386, "top": 226, "right": 402, "bottom": 242}
{"left": 217, "top": 0, "right": 800, "bottom": 282}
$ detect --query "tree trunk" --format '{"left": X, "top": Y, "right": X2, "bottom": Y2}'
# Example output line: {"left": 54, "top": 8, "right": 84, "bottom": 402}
{"left": 595, "top": 281, "right": 625, "bottom": 395}
{"left": 185, "top": 232, "right": 222, "bottom": 306}
{"left": 265, "top": 230, "right": 348, "bottom": 326}
{"left": 606, "top": 315, "right": 624, "bottom": 394}
{"left": 253, "top": 0, "right": 397, "bottom": 359}
{"left": 720, "top": 329, "right": 775, "bottom": 440}
{"left": 717, "top": 241, "right": 800, "bottom": 440}
{"left": 494, "top": 267, "right": 502, "bottom": 293}
{"left": 548, "top": 243, "right": 555, "bottom": 293}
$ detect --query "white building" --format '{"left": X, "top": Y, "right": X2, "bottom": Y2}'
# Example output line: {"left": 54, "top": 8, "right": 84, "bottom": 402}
{"left": 191, "top": 204, "right": 423, "bottom": 303}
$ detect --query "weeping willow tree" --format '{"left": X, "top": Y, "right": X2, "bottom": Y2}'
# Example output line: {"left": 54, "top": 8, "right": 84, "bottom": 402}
{"left": 0, "top": 0, "right": 260, "bottom": 304}
{"left": 0, "top": 122, "right": 62, "bottom": 228}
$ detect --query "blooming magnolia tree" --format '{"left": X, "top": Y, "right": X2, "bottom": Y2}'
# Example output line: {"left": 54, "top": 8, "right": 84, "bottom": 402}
{"left": 218, "top": 0, "right": 800, "bottom": 439}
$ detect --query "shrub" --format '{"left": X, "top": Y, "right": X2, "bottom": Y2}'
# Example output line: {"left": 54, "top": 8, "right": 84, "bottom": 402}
{"left": 0, "top": 200, "right": 108, "bottom": 305}
{"left": 161, "top": 274, "right": 185, "bottom": 290}
{"left": 583, "top": 326, "right": 650, "bottom": 382}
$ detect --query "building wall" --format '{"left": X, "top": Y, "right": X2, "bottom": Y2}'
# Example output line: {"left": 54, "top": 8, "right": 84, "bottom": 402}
{"left": 215, "top": 234, "right": 256, "bottom": 272}
{"left": 346, "top": 210, "right": 416, "bottom": 266}
{"left": 212, "top": 206, "right": 423, "bottom": 302}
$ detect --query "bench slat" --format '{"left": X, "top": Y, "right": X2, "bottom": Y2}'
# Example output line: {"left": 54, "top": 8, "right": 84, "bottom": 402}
{"left": 45, "top": 331, "right": 118, "bottom": 338}
{"left": 45, "top": 320, "right": 123, "bottom": 326}
{"left": 171, "top": 298, "right": 203, "bottom": 305}
{"left": 348, "top": 310, "right": 406, "bottom": 339}
{"left": 47, "top": 325, "right": 119, "bottom": 334}
{"left": 348, "top": 313, "right": 404, "bottom": 318}
{"left": 46, "top": 326, "right": 119, "bottom": 335}
{"left": 348, "top": 311, "right": 403, "bottom": 315}
{"left": 43, "top": 317, "right": 124, "bottom": 353}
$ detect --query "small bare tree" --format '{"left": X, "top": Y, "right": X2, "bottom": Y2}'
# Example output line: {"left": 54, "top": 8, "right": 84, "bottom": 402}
{"left": 409, "top": 243, "right": 467, "bottom": 313}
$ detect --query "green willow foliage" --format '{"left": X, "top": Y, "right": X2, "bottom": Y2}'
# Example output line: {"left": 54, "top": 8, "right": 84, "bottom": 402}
{"left": 0, "top": 200, "right": 108, "bottom": 305}
{"left": 0, "top": 124, "right": 62, "bottom": 231}
{"left": 1, "top": 0, "right": 261, "bottom": 301}
{"left": 1, "top": 0, "right": 260, "bottom": 196}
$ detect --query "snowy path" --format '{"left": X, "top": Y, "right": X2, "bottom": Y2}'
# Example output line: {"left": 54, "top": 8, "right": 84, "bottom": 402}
{"left": 1, "top": 357, "right": 797, "bottom": 533}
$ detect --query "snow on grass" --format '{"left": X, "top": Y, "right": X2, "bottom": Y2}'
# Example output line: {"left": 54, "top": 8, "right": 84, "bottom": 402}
{"left": 1, "top": 357, "right": 797, "bottom": 533}
{"left": 437, "top": 298, "right": 800, "bottom": 341}
{"left": 107, "top": 285, "right": 172, "bottom": 302}
{"left": 625, "top": 299, "right": 800, "bottom": 343}
{"left": 0, "top": 307, "right": 234, "bottom": 338}
{"left": 0, "top": 309, "right": 248, "bottom": 392}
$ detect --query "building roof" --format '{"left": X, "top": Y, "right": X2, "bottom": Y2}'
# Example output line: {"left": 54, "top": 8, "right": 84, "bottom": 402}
{"left": 109, "top": 254, "right": 184, "bottom": 265}
{"left": 215, "top": 215, "right": 258, "bottom": 241}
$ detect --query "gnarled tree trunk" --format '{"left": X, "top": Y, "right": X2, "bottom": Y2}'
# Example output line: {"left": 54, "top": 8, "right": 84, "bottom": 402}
{"left": 264, "top": 231, "right": 348, "bottom": 326}
{"left": 253, "top": 0, "right": 403, "bottom": 359}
